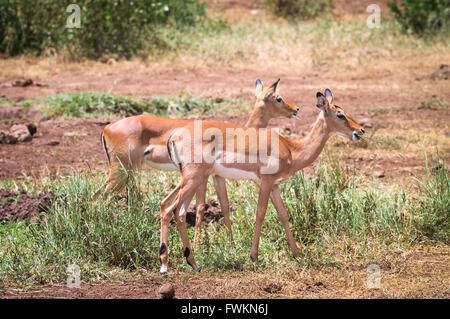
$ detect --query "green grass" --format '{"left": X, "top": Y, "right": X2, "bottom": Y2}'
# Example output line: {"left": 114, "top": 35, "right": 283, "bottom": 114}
{"left": 0, "top": 157, "right": 448, "bottom": 287}
{"left": 358, "top": 135, "right": 402, "bottom": 150}
{"left": 20, "top": 92, "right": 246, "bottom": 119}
{"left": 0, "top": 98, "right": 17, "bottom": 107}
{"left": 418, "top": 98, "right": 449, "bottom": 110}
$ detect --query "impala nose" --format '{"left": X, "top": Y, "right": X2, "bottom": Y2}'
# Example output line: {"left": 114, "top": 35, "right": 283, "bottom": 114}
{"left": 361, "top": 128, "right": 365, "bottom": 134}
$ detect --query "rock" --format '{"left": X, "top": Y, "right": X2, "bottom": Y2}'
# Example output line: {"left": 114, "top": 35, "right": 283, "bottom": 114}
{"left": 359, "top": 118, "right": 373, "bottom": 128}
{"left": 373, "top": 170, "right": 385, "bottom": 178}
{"left": 417, "top": 64, "right": 450, "bottom": 81}
{"left": 430, "top": 64, "right": 450, "bottom": 80}
{"left": 0, "top": 130, "right": 18, "bottom": 144}
{"left": 12, "top": 79, "right": 33, "bottom": 87}
{"left": 106, "top": 58, "right": 117, "bottom": 65}
{"left": 158, "top": 283, "right": 175, "bottom": 299}
{"left": 9, "top": 124, "right": 32, "bottom": 142}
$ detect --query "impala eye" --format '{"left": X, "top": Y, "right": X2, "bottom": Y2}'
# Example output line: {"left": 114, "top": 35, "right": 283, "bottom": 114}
{"left": 276, "top": 97, "right": 282, "bottom": 103}
{"left": 337, "top": 113, "right": 346, "bottom": 120}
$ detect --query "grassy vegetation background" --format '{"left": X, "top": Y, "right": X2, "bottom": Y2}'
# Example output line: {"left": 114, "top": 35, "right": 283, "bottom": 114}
{"left": 0, "top": 156, "right": 447, "bottom": 287}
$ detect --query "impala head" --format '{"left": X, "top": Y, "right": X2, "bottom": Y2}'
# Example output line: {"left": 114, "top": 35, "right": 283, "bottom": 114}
{"left": 255, "top": 78, "right": 300, "bottom": 119}
{"left": 316, "top": 89, "right": 365, "bottom": 141}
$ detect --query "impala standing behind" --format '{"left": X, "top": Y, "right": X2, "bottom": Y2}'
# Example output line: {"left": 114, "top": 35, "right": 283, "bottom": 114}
{"left": 96, "top": 79, "right": 299, "bottom": 245}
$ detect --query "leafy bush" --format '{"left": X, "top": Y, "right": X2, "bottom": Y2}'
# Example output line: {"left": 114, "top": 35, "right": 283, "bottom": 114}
{"left": 0, "top": 0, "right": 207, "bottom": 59}
{"left": 43, "top": 92, "right": 150, "bottom": 118}
{"left": 260, "top": 0, "right": 334, "bottom": 20}
{"left": 388, "top": 0, "right": 450, "bottom": 36}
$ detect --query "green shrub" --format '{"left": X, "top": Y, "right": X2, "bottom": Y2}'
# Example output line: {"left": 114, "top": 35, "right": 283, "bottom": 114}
{"left": 388, "top": 0, "right": 450, "bottom": 36}
{"left": 0, "top": 0, "right": 207, "bottom": 59}
{"left": 40, "top": 92, "right": 245, "bottom": 119}
{"left": 42, "top": 92, "right": 150, "bottom": 118}
{"left": 260, "top": 0, "right": 334, "bottom": 20}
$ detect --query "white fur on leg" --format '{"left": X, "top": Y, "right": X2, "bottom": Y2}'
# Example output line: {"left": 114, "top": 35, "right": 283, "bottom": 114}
{"left": 160, "top": 264, "right": 168, "bottom": 274}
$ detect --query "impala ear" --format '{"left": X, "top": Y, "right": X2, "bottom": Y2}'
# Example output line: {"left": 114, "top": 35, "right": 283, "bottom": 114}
{"left": 266, "top": 78, "right": 280, "bottom": 97}
{"left": 255, "top": 79, "right": 264, "bottom": 98}
{"left": 324, "top": 88, "right": 334, "bottom": 105}
{"left": 316, "top": 92, "right": 329, "bottom": 110}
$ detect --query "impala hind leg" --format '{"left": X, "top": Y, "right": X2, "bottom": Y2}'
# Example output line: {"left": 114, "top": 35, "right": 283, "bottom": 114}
{"left": 159, "top": 178, "right": 202, "bottom": 274}
{"left": 194, "top": 179, "right": 208, "bottom": 248}
{"left": 175, "top": 191, "right": 199, "bottom": 272}
{"left": 92, "top": 160, "right": 129, "bottom": 200}
{"left": 213, "top": 175, "right": 232, "bottom": 242}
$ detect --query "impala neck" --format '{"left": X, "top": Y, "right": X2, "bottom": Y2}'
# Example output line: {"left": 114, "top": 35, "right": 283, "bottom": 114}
{"left": 245, "top": 104, "right": 271, "bottom": 128}
{"left": 291, "top": 111, "right": 331, "bottom": 172}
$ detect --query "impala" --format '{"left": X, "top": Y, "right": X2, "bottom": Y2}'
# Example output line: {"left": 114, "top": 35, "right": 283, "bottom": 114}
{"left": 158, "top": 89, "right": 365, "bottom": 274}
{"left": 96, "top": 79, "right": 299, "bottom": 244}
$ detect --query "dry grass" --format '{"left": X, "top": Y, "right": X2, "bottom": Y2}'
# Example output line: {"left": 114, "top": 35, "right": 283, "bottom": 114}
{"left": 4, "top": 246, "right": 448, "bottom": 298}
{"left": 1, "top": 15, "right": 448, "bottom": 82}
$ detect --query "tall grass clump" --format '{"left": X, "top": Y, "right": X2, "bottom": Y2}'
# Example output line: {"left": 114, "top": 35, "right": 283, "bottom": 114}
{"left": 412, "top": 159, "right": 449, "bottom": 242}
{"left": 0, "top": 0, "right": 207, "bottom": 59}
{"left": 0, "top": 158, "right": 448, "bottom": 285}
{"left": 0, "top": 170, "right": 187, "bottom": 286}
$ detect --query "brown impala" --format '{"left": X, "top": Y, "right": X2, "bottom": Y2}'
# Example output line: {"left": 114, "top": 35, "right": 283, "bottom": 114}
{"left": 95, "top": 79, "right": 299, "bottom": 245}
{"left": 158, "top": 89, "right": 365, "bottom": 274}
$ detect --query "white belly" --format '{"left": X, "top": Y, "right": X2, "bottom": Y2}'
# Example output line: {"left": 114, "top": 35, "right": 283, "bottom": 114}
{"left": 213, "top": 162, "right": 259, "bottom": 181}
{"left": 145, "top": 160, "right": 178, "bottom": 171}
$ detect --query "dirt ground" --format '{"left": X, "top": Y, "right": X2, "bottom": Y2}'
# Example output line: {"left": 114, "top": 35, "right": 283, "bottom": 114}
{"left": 0, "top": 0, "right": 449, "bottom": 299}
{"left": 3, "top": 248, "right": 449, "bottom": 299}
{"left": 0, "top": 71, "right": 448, "bottom": 181}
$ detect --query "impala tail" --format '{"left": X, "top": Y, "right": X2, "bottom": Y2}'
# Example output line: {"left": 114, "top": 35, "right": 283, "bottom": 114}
{"left": 101, "top": 130, "right": 111, "bottom": 166}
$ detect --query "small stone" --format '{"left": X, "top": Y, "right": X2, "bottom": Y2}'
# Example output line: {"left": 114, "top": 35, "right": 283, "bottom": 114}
{"left": 9, "top": 124, "right": 32, "bottom": 142}
{"left": 359, "top": 118, "right": 373, "bottom": 128}
{"left": 158, "top": 283, "right": 175, "bottom": 299}
{"left": 373, "top": 170, "right": 385, "bottom": 178}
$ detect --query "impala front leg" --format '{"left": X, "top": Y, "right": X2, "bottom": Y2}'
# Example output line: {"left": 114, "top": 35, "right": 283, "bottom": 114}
{"left": 159, "top": 207, "right": 173, "bottom": 275}
{"left": 270, "top": 185, "right": 300, "bottom": 258}
{"left": 250, "top": 179, "right": 273, "bottom": 261}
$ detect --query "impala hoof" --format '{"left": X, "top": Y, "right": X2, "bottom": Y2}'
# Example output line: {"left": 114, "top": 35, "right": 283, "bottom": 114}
{"left": 160, "top": 265, "right": 168, "bottom": 275}
{"left": 250, "top": 254, "right": 258, "bottom": 262}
